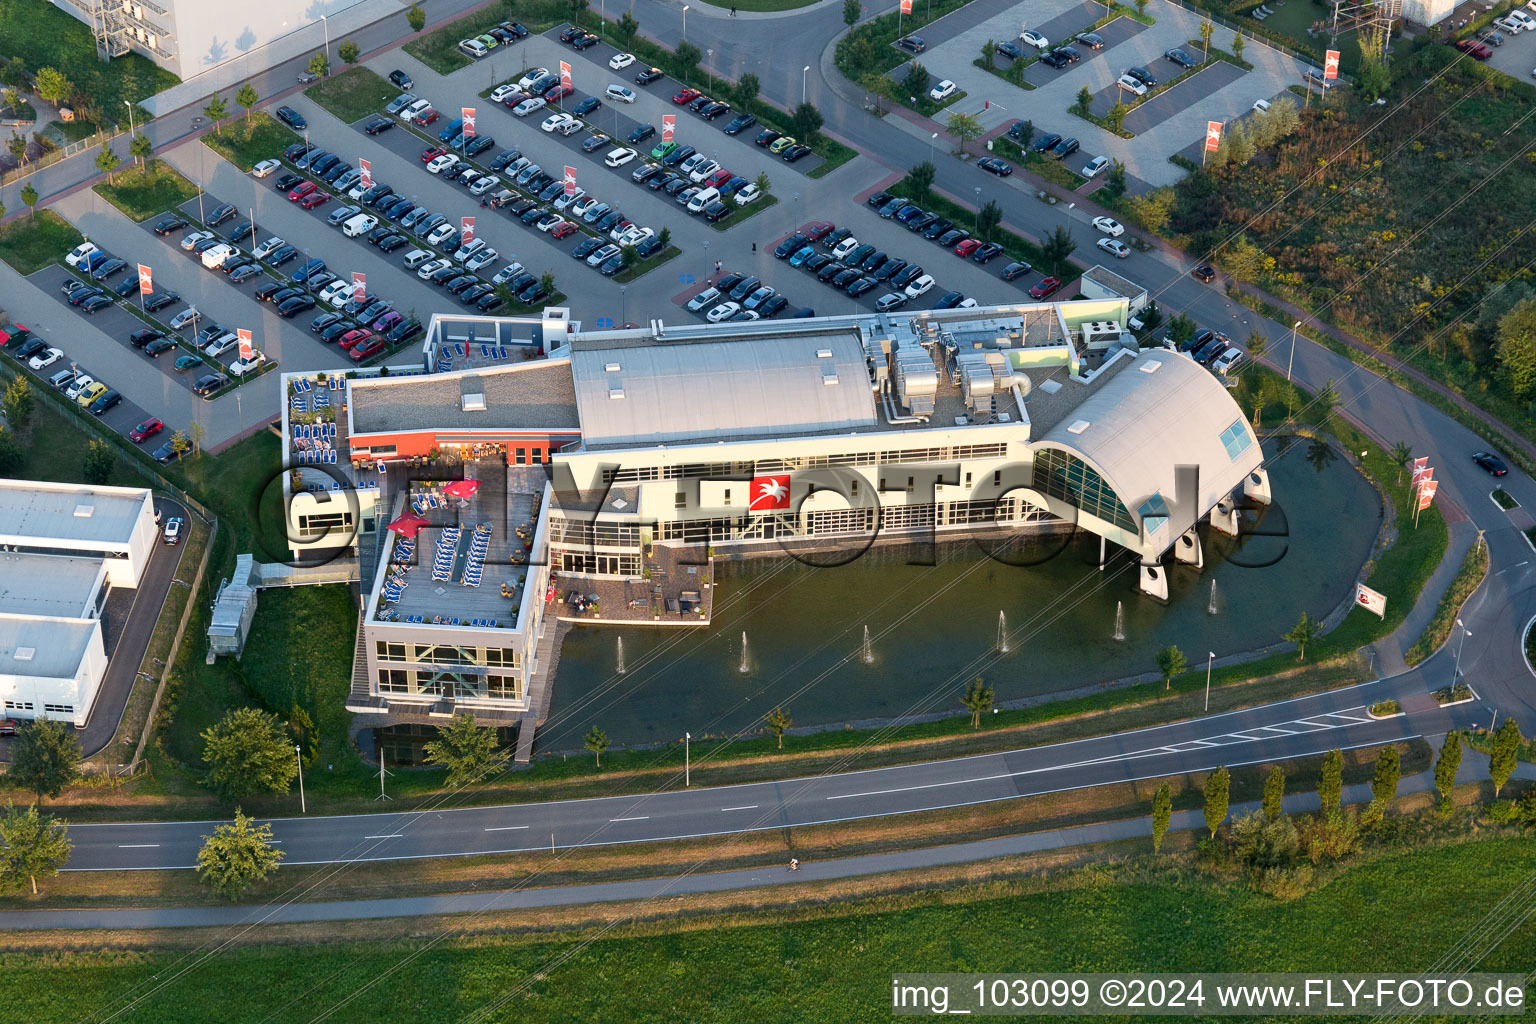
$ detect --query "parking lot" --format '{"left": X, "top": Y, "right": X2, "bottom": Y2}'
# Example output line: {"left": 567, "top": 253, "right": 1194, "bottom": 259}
{"left": 1481, "top": 14, "right": 1536, "bottom": 81}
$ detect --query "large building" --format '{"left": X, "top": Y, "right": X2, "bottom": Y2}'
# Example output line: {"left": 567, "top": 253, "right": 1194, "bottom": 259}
{"left": 0, "top": 479, "right": 158, "bottom": 727}
{"left": 278, "top": 302, "right": 1268, "bottom": 749}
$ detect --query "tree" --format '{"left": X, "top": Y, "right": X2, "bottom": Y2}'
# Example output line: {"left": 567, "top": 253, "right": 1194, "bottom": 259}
{"left": 236, "top": 82, "right": 259, "bottom": 123}
{"left": 188, "top": 421, "right": 206, "bottom": 457}
{"left": 407, "top": 2, "right": 427, "bottom": 32}
{"left": 1356, "top": 52, "right": 1389, "bottom": 102}
{"left": 539, "top": 271, "right": 557, "bottom": 297}
{"left": 657, "top": 226, "right": 671, "bottom": 248}
{"left": 901, "top": 61, "right": 929, "bottom": 101}
{"left": 980, "top": 39, "right": 997, "bottom": 70}
{"left": 1155, "top": 644, "right": 1187, "bottom": 690}
{"left": 169, "top": 430, "right": 192, "bottom": 460}
{"left": 584, "top": 726, "right": 610, "bottom": 767}
{"left": 1389, "top": 441, "right": 1412, "bottom": 484}
{"left": 1496, "top": 298, "right": 1536, "bottom": 399}
{"left": 620, "top": 243, "right": 639, "bottom": 269}
{"left": 80, "top": 439, "right": 113, "bottom": 485}
{"left": 1203, "top": 766, "right": 1230, "bottom": 838}
{"left": 307, "top": 52, "right": 331, "bottom": 80}
{"left": 0, "top": 803, "right": 72, "bottom": 895}
{"left": 754, "top": 170, "right": 772, "bottom": 195}
{"left": 338, "top": 38, "right": 361, "bottom": 64}
{"left": 960, "top": 676, "right": 995, "bottom": 728}
{"left": 0, "top": 57, "right": 30, "bottom": 91}
{"left": 7, "top": 719, "right": 81, "bottom": 804}
{"left": 2, "top": 374, "right": 34, "bottom": 428}
{"left": 1221, "top": 235, "right": 1262, "bottom": 282}
{"left": 1490, "top": 719, "right": 1521, "bottom": 797}
{"left": 1166, "top": 312, "right": 1196, "bottom": 347}
{"left": 1104, "top": 159, "right": 1127, "bottom": 198}
{"left": 907, "top": 159, "right": 936, "bottom": 202}
{"left": 201, "top": 707, "right": 298, "bottom": 801}
{"left": 1283, "top": 612, "right": 1319, "bottom": 661}
{"left": 844, "top": 0, "right": 861, "bottom": 24}
{"left": 765, "top": 705, "right": 792, "bottom": 748}
{"left": 1231, "top": 810, "right": 1299, "bottom": 868}
{"left": 94, "top": 143, "right": 121, "bottom": 184}
{"left": 0, "top": 427, "right": 21, "bottom": 475}
{"left": 1246, "top": 328, "right": 1268, "bottom": 361}
{"left": 618, "top": 10, "right": 640, "bottom": 49}
{"left": 1073, "top": 85, "right": 1093, "bottom": 117}
{"left": 1318, "top": 749, "right": 1343, "bottom": 814}
{"left": 1012, "top": 119, "right": 1034, "bottom": 149}
{"left": 1263, "top": 764, "right": 1285, "bottom": 819}
{"left": 675, "top": 41, "right": 702, "bottom": 84}
{"left": 1231, "top": 31, "right": 1245, "bottom": 61}
{"left": 975, "top": 199, "right": 1002, "bottom": 243}
{"left": 1199, "top": 18, "right": 1214, "bottom": 62}
{"left": 735, "top": 73, "right": 760, "bottom": 109}
{"left": 203, "top": 93, "right": 229, "bottom": 136}
{"left": 1040, "top": 224, "right": 1076, "bottom": 275}
{"left": 7, "top": 132, "right": 26, "bottom": 166}
{"left": 423, "top": 714, "right": 510, "bottom": 788}
{"left": 791, "top": 102, "right": 823, "bottom": 142}
{"left": 196, "top": 808, "right": 284, "bottom": 899}
{"left": 1128, "top": 187, "right": 1174, "bottom": 234}
{"left": 569, "top": 0, "right": 590, "bottom": 23}
{"left": 1151, "top": 781, "right": 1172, "bottom": 852}
{"left": 1314, "top": 377, "right": 1340, "bottom": 425}
{"left": 1434, "top": 731, "right": 1462, "bottom": 806}
{"left": 1134, "top": 0, "right": 1147, "bottom": 16}
{"left": 1104, "top": 102, "right": 1129, "bottom": 135}
{"left": 129, "top": 131, "right": 152, "bottom": 169}
{"left": 1370, "top": 745, "right": 1400, "bottom": 809}
{"left": 33, "top": 67, "right": 71, "bottom": 105}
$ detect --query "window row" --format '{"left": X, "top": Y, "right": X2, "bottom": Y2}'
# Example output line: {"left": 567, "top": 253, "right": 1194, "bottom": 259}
{"left": 375, "top": 642, "right": 520, "bottom": 667}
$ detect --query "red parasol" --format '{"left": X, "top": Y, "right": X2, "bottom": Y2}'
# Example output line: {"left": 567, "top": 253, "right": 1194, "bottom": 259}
{"left": 443, "top": 479, "right": 480, "bottom": 500}
{"left": 387, "top": 515, "right": 431, "bottom": 539}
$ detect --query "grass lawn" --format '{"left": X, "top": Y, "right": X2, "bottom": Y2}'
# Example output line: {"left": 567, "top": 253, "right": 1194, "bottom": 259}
{"left": 404, "top": 1, "right": 568, "bottom": 75}
{"left": 4, "top": 835, "right": 1532, "bottom": 1020}
{"left": 202, "top": 111, "right": 300, "bottom": 171}
{"left": 47, "top": 118, "right": 96, "bottom": 143}
{"left": 305, "top": 65, "right": 399, "bottom": 125}
{"left": 0, "top": 209, "right": 83, "bottom": 274}
{"left": 1405, "top": 537, "right": 1488, "bottom": 665}
{"left": 0, "top": 0, "right": 176, "bottom": 127}
{"left": 709, "top": 191, "right": 778, "bottom": 231}
{"left": 909, "top": 89, "right": 968, "bottom": 119}
{"left": 92, "top": 162, "right": 200, "bottom": 222}
{"left": 614, "top": 244, "right": 681, "bottom": 283}
{"left": 1239, "top": 0, "right": 1358, "bottom": 69}
{"left": 0, "top": 367, "right": 138, "bottom": 487}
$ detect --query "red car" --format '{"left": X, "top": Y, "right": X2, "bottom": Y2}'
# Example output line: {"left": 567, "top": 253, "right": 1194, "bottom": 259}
{"left": 349, "top": 336, "right": 386, "bottom": 361}
{"left": 544, "top": 83, "right": 573, "bottom": 102}
{"left": 288, "top": 181, "right": 318, "bottom": 201}
{"left": 804, "top": 220, "right": 835, "bottom": 242}
{"left": 338, "top": 328, "right": 373, "bottom": 350}
{"left": 550, "top": 221, "right": 578, "bottom": 239}
{"left": 299, "top": 191, "right": 330, "bottom": 209}
{"left": 413, "top": 107, "right": 439, "bottom": 126}
{"left": 420, "top": 146, "right": 447, "bottom": 162}
{"left": 673, "top": 87, "right": 700, "bottom": 104}
{"left": 953, "top": 239, "right": 982, "bottom": 257}
{"left": 129, "top": 417, "right": 164, "bottom": 442}
{"left": 1028, "top": 276, "right": 1062, "bottom": 299}
{"left": 1455, "top": 38, "right": 1493, "bottom": 59}
{"left": 705, "top": 168, "right": 732, "bottom": 188}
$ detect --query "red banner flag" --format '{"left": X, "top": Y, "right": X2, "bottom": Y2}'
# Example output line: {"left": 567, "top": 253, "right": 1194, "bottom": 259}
{"left": 1204, "top": 121, "right": 1222, "bottom": 151}
{"left": 237, "top": 328, "right": 253, "bottom": 361}
{"left": 1410, "top": 456, "right": 1428, "bottom": 484}
{"left": 352, "top": 272, "right": 366, "bottom": 304}
{"left": 136, "top": 263, "right": 153, "bottom": 296}
{"left": 563, "top": 165, "right": 577, "bottom": 196}
{"left": 662, "top": 113, "right": 676, "bottom": 143}
{"left": 1324, "top": 49, "right": 1340, "bottom": 80}
{"left": 1417, "top": 479, "right": 1438, "bottom": 512}
{"left": 900, "top": 0, "right": 912, "bottom": 12}
{"left": 461, "top": 106, "right": 476, "bottom": 139}
{"left": 359, "top": 157, "right": 372, "bottom": 190}
{"left": 461, "top": 216, "right": 475, "bottom": 246}
{"left": 559, "top": 60, "right": 572, "bottom": 90}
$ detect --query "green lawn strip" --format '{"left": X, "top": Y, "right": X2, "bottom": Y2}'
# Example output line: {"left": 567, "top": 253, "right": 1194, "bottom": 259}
{"left": 304, "top": 66, "right": 400, "bottom": 126}
{"left": 202, "top": 112, "right": 300, "bottom": 171}
{"left": 992, "top": 135, "right": 1086, "bottom": 189}
{"left": 48, "top": 118, "right": 97, "bottom": 143}
{"left": 404, "top": 0, "right": 569, "bottom": 75}
{"left": 888, "top": 179, "right": 1069, "bottom": 281}
{"left": 1189, "top": 40, "right": 1254, "bottom": 71}
{"left": 1075, "top": 53, "right": 1245, "bottom": 137}
{"left": 905, "top": 89, "right": 967, "bottom": 119}
{"left": 92, "top": 162, "right": 200, "bottom": 222}
{"left": 1464, "top": 725, "right": 1536, "bottom": 764}
{"left": 4, "top": 834, "right": 1531, "bottom": 1020}
{"left": 0, "top": 208, "right": 82, "bottom": 274}
{"left": 1492, "top": 488, "right": 1517, "bottom": 509}
{"left": 1404, "top": 537, "right": 1489, "bottom": 665}
{"left": 707, "top": 191, "right": 778, "bottom": 231}
{"left": 613, "top": 244, "right": 680, "bottom": 283}
{"left": 1068, "top": 104, "right": 1135, "bottom": 139}
{"left": 972, "top": 58, "right": 1038, "bottom": 91}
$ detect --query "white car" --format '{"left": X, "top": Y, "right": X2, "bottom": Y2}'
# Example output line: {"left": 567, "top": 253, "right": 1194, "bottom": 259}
{"left": 252, "top": 158, "right": 281, "bottom": 178}
{"left": 465, "top": 248, "right": 499, "bottom": 272}
{"left": 427, "top": 153, "right": 457, "bottom": 174}
{"left": 64, "top": 374, "right": 95, "bottom": 400}
{"left": 180, "top": 230, "right": 213, "bottom": 251}
{"left": 604, "top": 147, "right": 638, "bottom": 167}
{"left": 1081, "top": 156, "right": 1109, "bottom": 178}
{"left": 401, "top": 99, "right": 432, "bottom": 121}
{"left": 1508, "top": 8, "right": 1535, "bottom": 29}
{"left": 253, "top": 236, "right": 285, "bottom": 259}
{"left": 679, "top": 153, "right": 706, "bottom": 175}
{"left": 553, "top": 189, "right": 585, "bottom": 212}
{"left": 735, "top": 184, "right": 762, "bottom": 206}
{"left": 169, "top": 307, "right": 200, "bottom": 329}
{"left": 1096, "top": 237, "right": 1131, "bottom": 258}
{"left": 928, "top": 80, "right": 957, "bottom": 102}
{"left": 490, "top": 83, "right": 521, "bottom": 103}
{"left": 347, "top": 181, "right": 370, "bottom": 200}
{"left": 1252, "top": 98, "right": 1272, "bottom": 112}
{"left": 605, "top": 84, "right": 637, "bottom": 103}
{"left": 28, "top": 347, "right": 62, "bottom": 370}
{"left": 542, "top": 112, "right": 576, "bottom": 133}
{"left": 618, "top": 225, "right": 654, "bottom": 247}
{"left": 537, "top": 217, "right": 569, "bottom": 234}
{"left": 1495, "top": 14, "right": 1522, "bottom": 31}
{"left": 1092, "top": 216, "right": 1124, "bottom": 236}
{"left": 426, "top": 223, "right": 457, "bottom": 246}
{"left": 706, "top": 301, "right": 741, "bottom": 323}
{"left": 454, "top": 238, "right": 487, "bottom": 262}
{"left": 1022, "top": 30, "right": 1049, "bottom": 49}
{"left": 492, "top": 263, "right": 524, "bottom": 284}
{"left": 65, "top": 242, "right": 99, "bottom": 267}
{"left": 831, "top": 237, "right": 860, "bottom": 259}
{"left": 687, "top": 287, "right": 721, "bottom": 312}
{"left": 229, "top": 352, "right": 266, "bottom": 376}
{"left": 610, "top": 52, "right": 636, "bottom": 70}
{"left": 513, "top": 97, "right": 546, "bottom": 117}
{"left": 469, "top": 175, "right": 501, "bottom": 195}
{"left": 1117, "top": 74, "right": 1148, "bottom": 97}
{"left": 204, "top": 333, "right": 238, "bottom": 357}
{"left": 319, "top": 280, "right": 354, "bottom": 306}
{"left": 417, "top": 258, "right": 451, "bottom": 279}
{"left": 689, "top": 159, "right": 721, "bottom": 183}
{"left": 904, "top": 274, "right": 936, "bottom": 298}
{"left": 570, "top": 196, "right": 599, "bottom": 218}
{"left": 587, "top": 244, "right": 621, "bottom": 267}
{"left": 556, "top": 118, "right": 583, "bottom": 136}
{"left": 517, "top": 68, "right": 548, "bottom": 90}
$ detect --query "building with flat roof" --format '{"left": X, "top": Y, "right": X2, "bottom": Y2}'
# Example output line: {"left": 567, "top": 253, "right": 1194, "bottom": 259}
{"left": 0, "top": 478, "right": 158, "bottom": 587}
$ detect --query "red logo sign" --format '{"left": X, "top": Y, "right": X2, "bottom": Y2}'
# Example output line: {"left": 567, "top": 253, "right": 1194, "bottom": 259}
{"left": 461, "top": 216, "right": 475, "bottom": 246}
{"left": 1324, "top": 49, "right": 1340, "bottom": 80}
{"left": 1205, "top": 121, "right": 1222, "bottom": 151}
{"left": 749, "top": 475, "right": 791, "bottom": 513}
{"left": 352, "top": 272, "right": 366, "bottom": 304}
{"left": 237, "top": 328, "right": 253, "bottom": 361}
{"left": 662, "top": 114, "right": 676, "bottom": 143}
{"left": 900, "top": 0, "right": 912, "bottom": 12}
{"left": 136, "top": 263, "right": 152, "bottom": 296}
{"left": 559, "top": 60, "right": 572, "bottom": 90}
{"left": 461, "top": 106, "right": 476, "bottom": 139}
{"left": 359, "top": 157, "right": 372, "bottom": 189}
{"left": 563, "top": 165, "right": 577, "bottom": 196}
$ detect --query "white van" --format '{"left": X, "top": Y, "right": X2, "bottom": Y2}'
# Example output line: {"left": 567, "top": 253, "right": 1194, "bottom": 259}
{"left": 458, "top": 38, "right": 490, "bottom": 58}
{"left": 687, "top": 187, "right": 720, "bottom": 213}
{"left": 342, "top": 213, "right": 379, "bottom": 238}
{"left": 400, "top": 99, "right": 432, "bottom": 121}
{"left": 200, "top": 243, "right": 234, "bottom": 269}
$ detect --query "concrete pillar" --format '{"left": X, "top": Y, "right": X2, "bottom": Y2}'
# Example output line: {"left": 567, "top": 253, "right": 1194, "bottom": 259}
{"left": 1174, "top": 528, "right": 1203, "bottom": 569}
{"left": 1139, "top": 560, "right": 1169, "bottom": 602}
{"left": 1209, "top": 498, "right": 1240, "bottom": 537}
{"left": 1099, "top": 533, "right": 1106, "bottom": 571}
{"left": 1243, "top": 468, "right": 1272, "bottom": 505}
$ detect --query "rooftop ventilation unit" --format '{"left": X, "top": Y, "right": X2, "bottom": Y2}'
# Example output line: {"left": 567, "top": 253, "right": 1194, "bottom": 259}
{"left": 461, "top": 393, "right": 486, "bottom": 411}
{"left": 892, "top": 344, "right": 938, "bottom": 418}
{"left": 1067, "top": 419, "right": 1091, "bottom": 435}
{"left": 605, "top": 362, "right": 621, "bottom": 372}
{"left": 822, "top": 372, "right": 839, "bottom": 386}
{"left": 73, "top": 505, "right": 94, "bottom": 518}
{"left": 1140, "top": 359, "right": 1163, "bottom": 374}
{"left": 13, "top": 647, "right": 34, "bottom": 662}
{"left": 609, "top": 387, "right": 625, "bottom": 400}
{"left": 816, "top": 348, "right": 833, "bottom": 358}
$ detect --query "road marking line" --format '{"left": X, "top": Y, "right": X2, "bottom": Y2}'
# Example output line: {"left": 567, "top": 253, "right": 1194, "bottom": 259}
{"left": 610, "top": 816, "right": 649, "bottom": 822}
{"left": 365, "top": 834, "right": 404, "bottom": 839}
{"left": 484, "top": 825, "right": 529, "bottom": 831}
{"left": 721, "top": 805, "right": 758, "bottom": 811}
{"left": 117, "top": 844, "right": 159, "bottom": 848}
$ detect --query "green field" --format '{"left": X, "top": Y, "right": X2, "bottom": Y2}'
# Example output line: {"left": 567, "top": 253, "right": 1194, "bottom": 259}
{"left": 3, "top": 835, "right": 1531, "bottom": 1021}
{"left": 202, "top": 111, "right": 300, "bottom": 172}
{"left": 0, "top": 209, "right": 83, "bottom": 274}
{"left": 404, "top": 1, "right": 568, "bottom": 75}
{"left": 305, "top": 65, "right": 399, "bottom": 125}
{"left": 92, "top": 163, "right": 200, "bottom": 222}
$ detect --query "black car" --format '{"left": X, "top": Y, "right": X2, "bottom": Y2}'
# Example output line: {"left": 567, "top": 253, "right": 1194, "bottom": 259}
{"left": 937, "top": 229, "right": 968, "bottom": 247}
{"left": 1078, "top": 32, "right": 1106, "bottom": 49}
{"left": 475, "top": 292, "right": 506, "bottom": 312}
{"left": 816, "top": 262, "right": 848, "bottom": 282}
{"left": 703, "top": 201, "right": 731, "bottom": 222}
{"left": 277, "top": 295, "right": 316, "bottom": 317}
{"left": 633, "top": 165, "right": 664, "bottom": 185}
{"left": 972, "top": 242, "right": 1004, "bottom": 263}
{"left": 387, "top": 318, "right": 424, "bottom": 343}
{"left": 1040, "top": 49, "right": 1070, "bottom": 68}
{"left": 755, "top": 129, "right": 782, "bottom": 147}
{"left": 1164, "top": 47, "right": 1197, "bottom": 68}
{"left": 600, "top": 254, "right": 627, "bottom": 276}
{"left": 282, "top": 143, "right": 309, "bottom": 161}
{"left": 320, "top": 320, "right": 356, "bottom": 343}
{"left": 229, "top": 263, "right": 261, "bottom": 282}
{"left": 977, "top": 157, "right": 1012, "bottom": 176}
{"left": 465, "top": 136, "right": 495, "bottom": 157}
{"left": 628, "top": 123, "right": 656, "bottom": 144}
{"left": 460, "top": 284, "right": 494, "bottom": 305}
{"left": 823, "top": 227, "right": 853, "bottom": 249}
{"left": 873, "top": 258, "right": 907, "bottom": 282}
{"left": 632, "top": 66, "right": 663, "bottom": 85}
{"left": 490, "top": 148, "right": 521, "bottom": 171}
{"left": 130, "top": 327, "right": 164, "bottom": 347}
{"left": 364, "top": 117, "right": 395, "bottom": 135}
{"left": 896, "top": 35, "right": 926, "bottom": 54}
{"left": 192, "top": 373, "right": 226, "bottom": 396}
{"left": 775, "top": 233, "right": 808, "bottom": 259}
{"left": 274, "top": 172, "right": 303, "bottom": 191}
{"left": 517, "top": 280, "right": 549, "bottom": 304}
{"left": 861, "top": 250, "right": 887, "bottom": 271}
{"left": 144, "top": 291, "right": 179, "bottom": 312}
{"left": 663, "top": 145, "right": 696, "bottom": 167}
{"left": 783, "top": 145, "right": 812, "bottom": 162}
{"left": 831, "top": 268, "right": 861, "bottom": 290}
{"left": 254, "top": 280, "right": 287, "bottom": 302}
{"left": 509, "top": 199, "right": 538, "bottom": 216}
{"left": 311, "top": 311, "right": 346, "bottom": 333}
{"left": 153, "top": 216, "right": 189, "bottom": 235}
{"left": 891, "top": 264, "right": 924, "bottom": 289}
{"left": 934, "top": 291, "right": 966, "bottom": 309}
{"left": 389, "top": 69, "right": 414, "bottom": 89}
{"left": 1127, "top": 66, "right": 1158, "bottom": 87}
{"left": 906, "top": 212, "right": 938, "bottom": 233}
{"left": 1032, "top": 132, "right": 1062, "bottom": 154}
{"left": 1192, "top": 264, "right": 1216, "bottom": 283}
{"left": 922, "top": 219, "right": 953, "bottom": 239}
{"left": 701, "top": 102, "right": 730, "bottom": 120}
{"left": 1050, "top": 137, "right": 1080, "bottom": 159}
{"left": 724, "top": 113, "right": 756, "bottom": 134}
{"left": 152, "top": 440, "right": 187, "bottom": 463}
{"left": 311, "top": 153, "right": 340, "bottom": 176}
{"left": 878, "top": 198, "right": 911, "bottom": 219}
{"left": 574, "top": 97, "right": 602, "bottom": 117}
{"left": 573, "top": 237, "right": 602, "bottom": 260}
{"left": 729, "top": 275, "right": 761, "bottom": 301}
{"left": 226, "top": 219, "right": 255, "bottom": 242}
{"left": 446, "top": 275, "right": 479, "bottom": 294}
{"left": 846, "top": 277, "right": 878, "bottom": 298}
{"left": 89, "top": 389, "right": 122, "bottom": 415}
{"left": 688, "top": 95, "right": 712, "bottom": 113}
{"left": 997, "top": 41, "right": 1023, "bottom": 59}
{"left": 866, "top": 190, "right": 894, "bottom": 208}
{"left": 1473, "top": 451, "right": 1509, "bottom": 476}
{"left": 500, "top": 21, "right": 529, "bottom": 38}
{"left": 276, "top": 106, "right": 307, "bottom": 130}
{"left": 367, "top": 225, "right": 395, "bottom": 245}
{"left": 111, "top": 275, "right": 140, "bottom": 297}
{"left": 636, "top": 236, "right": 664, "bottom": 258}
{"left": 572, "top": 32, "right": 599, "bottom": 49}
{"left": 13, "top": 338, "right": 45, "bottom": 360}
{"left": 1001, "top": 261, "right": 1032, "bottom": 281}
{"left": 207, "top": 202, "right": 237, "bottom": 226}
{"left": 378, "top": 235, "right": 408, "bottom": 253}
{"left": 92, "top": 257, "right": 128, "bottom": 280}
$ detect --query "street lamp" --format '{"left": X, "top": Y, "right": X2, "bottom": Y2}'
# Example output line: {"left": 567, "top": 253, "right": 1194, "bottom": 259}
{"left": 295, "top": 745, "right": 306, "bottom": 813}
{"left": 974, "top": 185, "right": 981, "bottom": 229}
{"left": 1453, "top": 618, "right": 1471, "bottom": 687}
{"left": 123, "top": 100, "right": 135, "bottom": 137}
{"left": 1204, "top": 651, "right": 1215, "bottom": 712}
{"left": 320, "top": 13, "right": 330, "bottom": 63}
{"left": 685, "top": 731, "right": 691, "bottom": 786}
{"left": 682, "top": 4, "right": 689, "bottom": 37}
{"left": 620, "top": 284, "right": 628, "bottom": 326}
{"left": 802, "top": 65, "right": 811, "bottom": 104}
{"left": 929, "top": 131, "right": 938, "bottom": 162}
{"left": 1287, "top": 320, "right": 1301, "bottom": 380}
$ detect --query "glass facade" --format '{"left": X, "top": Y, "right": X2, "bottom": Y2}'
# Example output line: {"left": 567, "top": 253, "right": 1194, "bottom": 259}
{"left": 1220, "top": 420, "right": 1254, "bottom": 461}
{"left": 1031, "top": 447, "right": 1135, "bottom": 533}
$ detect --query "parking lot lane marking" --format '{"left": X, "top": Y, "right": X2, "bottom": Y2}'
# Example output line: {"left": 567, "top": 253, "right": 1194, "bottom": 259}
{"left": 610, "top": 816, "right": 649, "bottom": 822}
{"left": 117, "top": 844, "right": 160, "bottom": 848}
{"left": 365, "top": 834, "right": 405, "bottom": 839}
{"left": 721, "top": 805, "right": 758, "bottom": 811}
{"left": 484, "top": 825, "right": 530, "bottom": 831}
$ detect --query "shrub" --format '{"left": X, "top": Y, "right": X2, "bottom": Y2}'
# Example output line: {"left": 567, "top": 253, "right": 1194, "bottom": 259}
{"left": 1486, "top": 798, "right": 1520, "bottom": 825}
{"left": 1298, "top": 809, "right": 1360, "bottom": 863}
{"left": 1254, "top": 863, "right": 1315, "bottom": 900}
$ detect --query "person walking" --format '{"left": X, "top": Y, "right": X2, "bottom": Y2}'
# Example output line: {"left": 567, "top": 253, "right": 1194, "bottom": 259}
{"left": 714, "top": 259, "right": 722, "bottom": 274}
{"left": 731, "top": 5, "right": 737, "bottom": 14}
